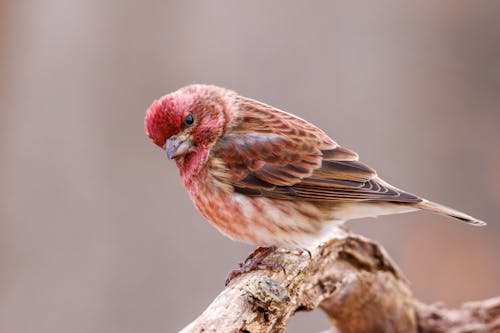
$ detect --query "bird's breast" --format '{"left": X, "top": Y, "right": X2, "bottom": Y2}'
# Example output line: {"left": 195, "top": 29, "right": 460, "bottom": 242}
{"left": 185, "top": 172, "right": 338, "bottom": 248}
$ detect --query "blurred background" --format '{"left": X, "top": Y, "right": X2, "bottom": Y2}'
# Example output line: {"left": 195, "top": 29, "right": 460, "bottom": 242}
{"left": 1, "top": 1, "right": 499, "bottom": 332}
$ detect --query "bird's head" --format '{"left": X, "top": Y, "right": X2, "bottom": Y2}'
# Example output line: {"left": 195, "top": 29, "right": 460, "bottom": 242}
{"left": 145, "top": 84, "right": 232, "bottom": 161}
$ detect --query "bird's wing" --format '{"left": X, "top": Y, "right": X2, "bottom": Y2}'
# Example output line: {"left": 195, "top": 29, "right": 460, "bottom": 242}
{"left": 212, "top": 97, "right": 420, "bottom": 203}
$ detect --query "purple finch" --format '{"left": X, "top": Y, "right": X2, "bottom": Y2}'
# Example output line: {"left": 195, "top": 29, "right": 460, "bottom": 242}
{"left": 145, "top": 84, "right": 485, "bottom": 249}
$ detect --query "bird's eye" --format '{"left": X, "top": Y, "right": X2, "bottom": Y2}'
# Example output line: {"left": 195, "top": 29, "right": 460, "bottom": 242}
{"left": 185, "top": 114, "right": 194, "bottom": 125}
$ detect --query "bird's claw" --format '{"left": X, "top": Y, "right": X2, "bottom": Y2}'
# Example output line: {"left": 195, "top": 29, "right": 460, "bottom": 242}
{"left": 225, "top": 246, "right": 285, "bottom": 286}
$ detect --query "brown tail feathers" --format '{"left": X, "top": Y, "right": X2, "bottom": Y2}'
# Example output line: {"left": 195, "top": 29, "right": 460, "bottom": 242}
{"left": 415, "top": 200, "right": 486, "bottom": 226}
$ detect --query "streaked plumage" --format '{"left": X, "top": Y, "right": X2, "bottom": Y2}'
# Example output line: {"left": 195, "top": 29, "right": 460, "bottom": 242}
{"left": 145, "top": 84, "right": 485, "bottom": 248}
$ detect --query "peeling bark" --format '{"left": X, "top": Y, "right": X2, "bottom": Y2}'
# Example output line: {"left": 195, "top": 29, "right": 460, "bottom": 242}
{"left": 180, "top": 230, "right": 500, "bottom": 333}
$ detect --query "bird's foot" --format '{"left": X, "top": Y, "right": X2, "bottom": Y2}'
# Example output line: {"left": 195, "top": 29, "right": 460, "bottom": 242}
{"left": 281, "top": 247, "right": 312, "bottom": 259}
{"left": 225, "top": 246, "right": 285, "bottom": 286}
{"left": 301, "top": 248, "right": 312, "bottom": 259}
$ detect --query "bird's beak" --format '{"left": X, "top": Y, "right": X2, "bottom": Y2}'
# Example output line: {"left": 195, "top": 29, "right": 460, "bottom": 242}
{"left": 166, "top": 135, "right": 193, "bottom": 160}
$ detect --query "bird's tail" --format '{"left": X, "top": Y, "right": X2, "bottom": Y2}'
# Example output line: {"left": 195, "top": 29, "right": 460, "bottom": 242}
{"left": 414, "top": 200, "right": 486, "bottom": 226}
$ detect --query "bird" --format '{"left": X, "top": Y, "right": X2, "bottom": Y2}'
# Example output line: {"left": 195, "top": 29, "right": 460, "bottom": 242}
{"left": 145, "top": 84, "right": 485, "bottom": 282}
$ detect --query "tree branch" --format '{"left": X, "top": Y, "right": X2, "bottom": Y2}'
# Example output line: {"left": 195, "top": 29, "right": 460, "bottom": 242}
{"left": 180, "top": 230, "right": 500, "bottom": 333}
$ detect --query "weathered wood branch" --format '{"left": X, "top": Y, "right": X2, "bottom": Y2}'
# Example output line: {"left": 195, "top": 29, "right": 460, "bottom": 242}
{"left": 180, "top": 230, "right": 500, "bottom": 333}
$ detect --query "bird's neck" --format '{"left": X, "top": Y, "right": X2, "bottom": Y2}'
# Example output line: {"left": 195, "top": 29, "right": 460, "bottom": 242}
{"left": 177, "top": 147, "right": 210, "bottom": 183}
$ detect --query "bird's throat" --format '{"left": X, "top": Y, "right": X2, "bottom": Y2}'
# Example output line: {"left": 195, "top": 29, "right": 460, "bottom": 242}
{"left": 177, "top": 148, "right": 210, "bottom": 184}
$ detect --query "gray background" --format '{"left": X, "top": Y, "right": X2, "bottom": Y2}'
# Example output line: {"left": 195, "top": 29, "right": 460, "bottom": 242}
{"left": 1, "top": 1, "right": 499, "bottom": 332}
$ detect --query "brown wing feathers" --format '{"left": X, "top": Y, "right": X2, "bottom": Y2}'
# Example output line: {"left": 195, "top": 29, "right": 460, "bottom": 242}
{"left": 215, "top": 98, "right": 421, "bottom": 204}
